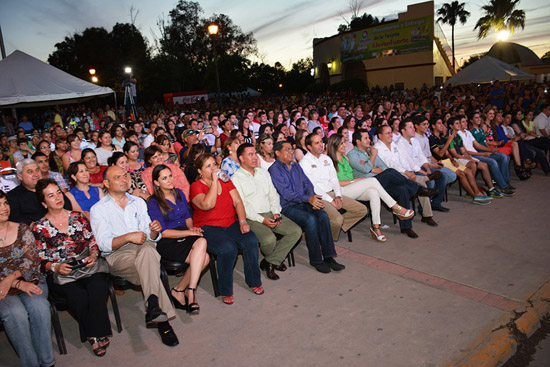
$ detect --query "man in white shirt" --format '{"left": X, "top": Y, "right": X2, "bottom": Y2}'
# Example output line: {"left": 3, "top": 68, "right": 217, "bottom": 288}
{"left": 90, "top": 166, "right": 178, "bottom": 347}
{"left": 534, "top": 104, "right": 550, "bottom": 139}
{"left": 246, "top": 110, "right": 260, "bottom": 138}
{"left": 400, "top": 116, "right": 450, "bottom": 212}
{"left": 203, "top": 114, "right": 222, "bottom": 148}
{"left": 300, "top": 133, "right": 367, "bottom": 241}
{"left": 232, "top": 143, "right": 302, "bottom": 280}
{"left": 458, "top": 115, "right": 515, "bottom": 196}
{"left": 142, "top": 121, "right": 157, "bottom": 149}
{"left": 414, "top": 115, "right": 457, "bottom": 211}
{"left": 375, "top": 124, "right": 437, "bottom": 226}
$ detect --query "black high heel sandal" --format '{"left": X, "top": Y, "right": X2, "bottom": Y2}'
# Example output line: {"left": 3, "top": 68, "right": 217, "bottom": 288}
{"left": 170, "top": 288, "right": 188, "bottom": 310}
{"left": 88, "top": 337, "right": 106, "bottom": 357}
{"left": 185, "top": 287, "right": 200, "bottom": 315}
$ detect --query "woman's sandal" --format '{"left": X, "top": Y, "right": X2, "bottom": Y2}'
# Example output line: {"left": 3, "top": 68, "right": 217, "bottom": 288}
{"left": 88, "top": 337, "right": 106, "bottom": 357}
{"left": 99, "top": 336, "right": 110, "bottom": 349}
{"left": 185, "top": 287, "right": 200, "bottom": 315}
{"left": 222, "top": 295, "right": 234, "bottom": 305}
{"left": 250, "top": 286, "right": 264, "bottom": 295}
{"left": 392, "top": 205, "right": 415, "bottom": 221}
{"left": 170, "top": 287, "right": 188, "bottom": 310}
{"left": 370, "top": 226, "right": 387, "bottom": 242}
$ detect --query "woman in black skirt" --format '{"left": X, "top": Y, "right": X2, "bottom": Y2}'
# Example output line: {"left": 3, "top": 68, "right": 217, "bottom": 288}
{"left": 147, "top": 164, "right": 209, "bottom": 314}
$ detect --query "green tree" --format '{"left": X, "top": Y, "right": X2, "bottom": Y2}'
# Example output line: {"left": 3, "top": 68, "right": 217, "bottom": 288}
{"left": 540, "top": 51, "right": 550, "bottom": 62}
{"left": 474, "top": 0, "right": 525, "bottom": 39}
{"left": 284, "top": 58, "right": 314, "bottom": 93}
{"left": 437, "top": 1, "right": 470, "bottom": 71}
{"left": 338, "top": 13, "right": 381, "bottom": 33}
{"left": 157, "top": 0, "right": 256, "bottom": 92}
{"left": 48, "top": 24, "right": 150, "bottom": 98}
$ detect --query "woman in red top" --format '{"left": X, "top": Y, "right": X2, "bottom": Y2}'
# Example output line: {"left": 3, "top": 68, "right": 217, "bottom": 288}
{"left": 190, "top": 154, "right": 263, "bottom": 305}
{"left": 82, "top": 149, "right": 107, "bottom": 188}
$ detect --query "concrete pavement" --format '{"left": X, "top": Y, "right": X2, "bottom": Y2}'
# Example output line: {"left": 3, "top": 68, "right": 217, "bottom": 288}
{"left": 1, "top": 172, "right": 549, "bottom": 367}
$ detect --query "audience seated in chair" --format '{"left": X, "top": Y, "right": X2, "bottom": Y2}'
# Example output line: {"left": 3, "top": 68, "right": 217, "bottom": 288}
{"left": 7, "top": 158, "right": 82, "bottom": 225}
{"left": 0, "top": 190, "right": 55, "bottom": 367}
{"left": 190, "top": 154, "right": 263, "bottom": 305}
{"left": 325, "top": 134, "right": 415, "bottom": 242}
{"left": 32, "top": 178, "right": 112, "bottom": 357}
{"left": 299, "top": 133, "right": 367, "bottom": 241}
{"left": 231, "top": 143, "right": 301, "bottom": 280}
{"left": 90, "top": 166, "right": 179, "bottom": 347}
{"left": 348, "top": 130, "right": 435, "bottom": 239}
{"left": 147, "top": 164, "right": 209, "bottom": 315}
{"left": 269, "top": 141, "right": 345, "bottom": 273}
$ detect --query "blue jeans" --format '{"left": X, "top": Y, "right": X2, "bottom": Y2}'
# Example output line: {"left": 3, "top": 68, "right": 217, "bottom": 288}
{"left": 203, "top": 221, "right": 261, "bottom": 297}
{"left": 472, "top": 153, "right": 510, "bottom": 188}
{"left": 281, "top": 202, "right": 337, "bottom": 265}
{"left": 374, "top": 169, "right": 416, "bottom": 229}
{"left": 426, "top": 167, "right": 456, "bottom": 207}
{"left": 0, "top": 280, "right": 55, "bottom": 367}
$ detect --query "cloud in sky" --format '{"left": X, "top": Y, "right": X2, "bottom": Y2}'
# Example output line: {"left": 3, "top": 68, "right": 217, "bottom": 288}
{"left": 0, "top": 0, "right": 548, "bottom": 69}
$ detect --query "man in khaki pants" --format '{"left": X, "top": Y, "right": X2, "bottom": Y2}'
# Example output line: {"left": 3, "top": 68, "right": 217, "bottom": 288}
{"left": 299, "top": 133, "right": 367, "bottom": 241}
{"left": 232, "top": 143, "right": 302, "bottom": 280}
{"left": 90, "top": 166, "right": 179, "bottom": 347}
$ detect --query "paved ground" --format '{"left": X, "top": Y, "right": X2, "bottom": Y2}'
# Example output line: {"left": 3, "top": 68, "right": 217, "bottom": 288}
{"left": 1, "top": 172, "right": 549, "bottom": 367}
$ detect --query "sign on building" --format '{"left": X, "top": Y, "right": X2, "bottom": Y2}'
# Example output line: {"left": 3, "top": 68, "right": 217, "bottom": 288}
{"left": 340, "top": 16, "right": 433, "bottom": 62}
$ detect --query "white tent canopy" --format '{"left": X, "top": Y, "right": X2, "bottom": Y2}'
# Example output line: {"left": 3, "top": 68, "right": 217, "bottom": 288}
{"left": 0, "top": 50, "right": 114, "bottom": 108}
{"left": 444, "top": 55, "right": 534, "bottom": 86}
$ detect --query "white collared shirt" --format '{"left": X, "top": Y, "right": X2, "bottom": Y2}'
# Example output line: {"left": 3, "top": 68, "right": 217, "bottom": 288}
{"left": 396, "top": 136, "right": 428, "bottom": 172}
{"left": 374, "top": 140, "right": 406, "bottom": 174}
{"left": 231, "top": 167, "right": 281, "bottom": 223}
{"left": 90, "top": 193, "right": 160, "bottom": 255}
{"left": 457, "top": 130, "right": 478, "bottom": 153}
{"left": 299, "top": 152, "right": 342, "bottom": 202}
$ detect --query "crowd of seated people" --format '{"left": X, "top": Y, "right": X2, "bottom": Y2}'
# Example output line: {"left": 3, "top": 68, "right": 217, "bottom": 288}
{"left": 1, "top": 80, "right": 549, "bottom": 364}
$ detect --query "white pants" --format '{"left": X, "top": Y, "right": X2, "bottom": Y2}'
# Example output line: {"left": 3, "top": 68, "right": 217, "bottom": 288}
{"left": 341, "top": 178, "right": 397, "bottom": 225}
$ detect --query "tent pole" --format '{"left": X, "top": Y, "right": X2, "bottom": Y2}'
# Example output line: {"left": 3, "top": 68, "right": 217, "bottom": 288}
{"left": 0, "top": 25, "right": 6, "bottom": 59}
{"left": 113, "top": 91, "right": 118, "bottom": 124}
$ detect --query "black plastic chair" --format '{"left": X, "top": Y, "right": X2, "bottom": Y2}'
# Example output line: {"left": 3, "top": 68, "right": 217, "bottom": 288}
{"left": 0, "top": 302, "right": 66, "bottom": 355}
{"left": 47, "top": 274, "right": 122, "bottom": 353}
{"left": 159, "top": 258, "right": 220, "bottom": 299}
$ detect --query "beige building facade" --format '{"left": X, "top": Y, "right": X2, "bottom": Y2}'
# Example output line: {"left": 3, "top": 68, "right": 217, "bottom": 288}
{"left": 313, "top": 1, "right": 454, "bottom": 90}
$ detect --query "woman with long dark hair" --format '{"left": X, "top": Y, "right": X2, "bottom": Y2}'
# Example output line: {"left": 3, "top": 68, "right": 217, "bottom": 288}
{"left": 147, "top": 164, "right": 209, "bottom": 314}
{"left": 190, "top": 154, "right": 263, "bottom": 305}
{"left": 326, "top": 134, "right": 414, "bottom": 242}
{"left": 62, "top": 133, "right": 83, "bottom": 171}
{"left": 81, "top": 148, "right": 107, "bottom": 188}
{"left": 94, "top": 131, "right": 121, "bottom": 165}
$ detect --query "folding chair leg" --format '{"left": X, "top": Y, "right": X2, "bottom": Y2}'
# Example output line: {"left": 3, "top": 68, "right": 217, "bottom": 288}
{"left": 159, "top": 265, "right": 172, "bottom": 306}
{"left": 108, "top": 284, "right": 123, "bottom": 333}
{"left": 208, "top": 254, "right": 220, "bottom": 297}
{"left": 347, "top": 230, "right": 352, "bottom": 242}
{"left": 49, "top": 303, "right": 67, "bottom": 355}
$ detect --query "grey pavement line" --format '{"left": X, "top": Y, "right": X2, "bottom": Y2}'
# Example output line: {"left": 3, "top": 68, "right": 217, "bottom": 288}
{"left": 335, "top": 245, "right": 522, "bottom": 311}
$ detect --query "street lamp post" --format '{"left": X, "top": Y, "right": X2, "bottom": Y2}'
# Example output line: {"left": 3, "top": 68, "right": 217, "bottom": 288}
{"left": 208, "top": 24, "right": 221, "bottom": 108}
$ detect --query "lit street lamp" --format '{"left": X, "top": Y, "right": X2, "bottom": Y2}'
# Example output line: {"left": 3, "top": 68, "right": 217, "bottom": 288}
{"left": 208, "top": 23, "right": 221, "bottom": 107}
{"left": 124, "top": 66, "right": 132, "bottom": 74}
{"left": 89, "top": 68, "right": 97, "bottom": 83}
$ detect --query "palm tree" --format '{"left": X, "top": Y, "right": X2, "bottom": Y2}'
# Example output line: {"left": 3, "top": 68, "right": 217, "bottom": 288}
{"left": 474, "top": 0, "right": 525, "bottom": 39}
{"left": 437, "top": 1, "right": 470, "bottom": 71}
